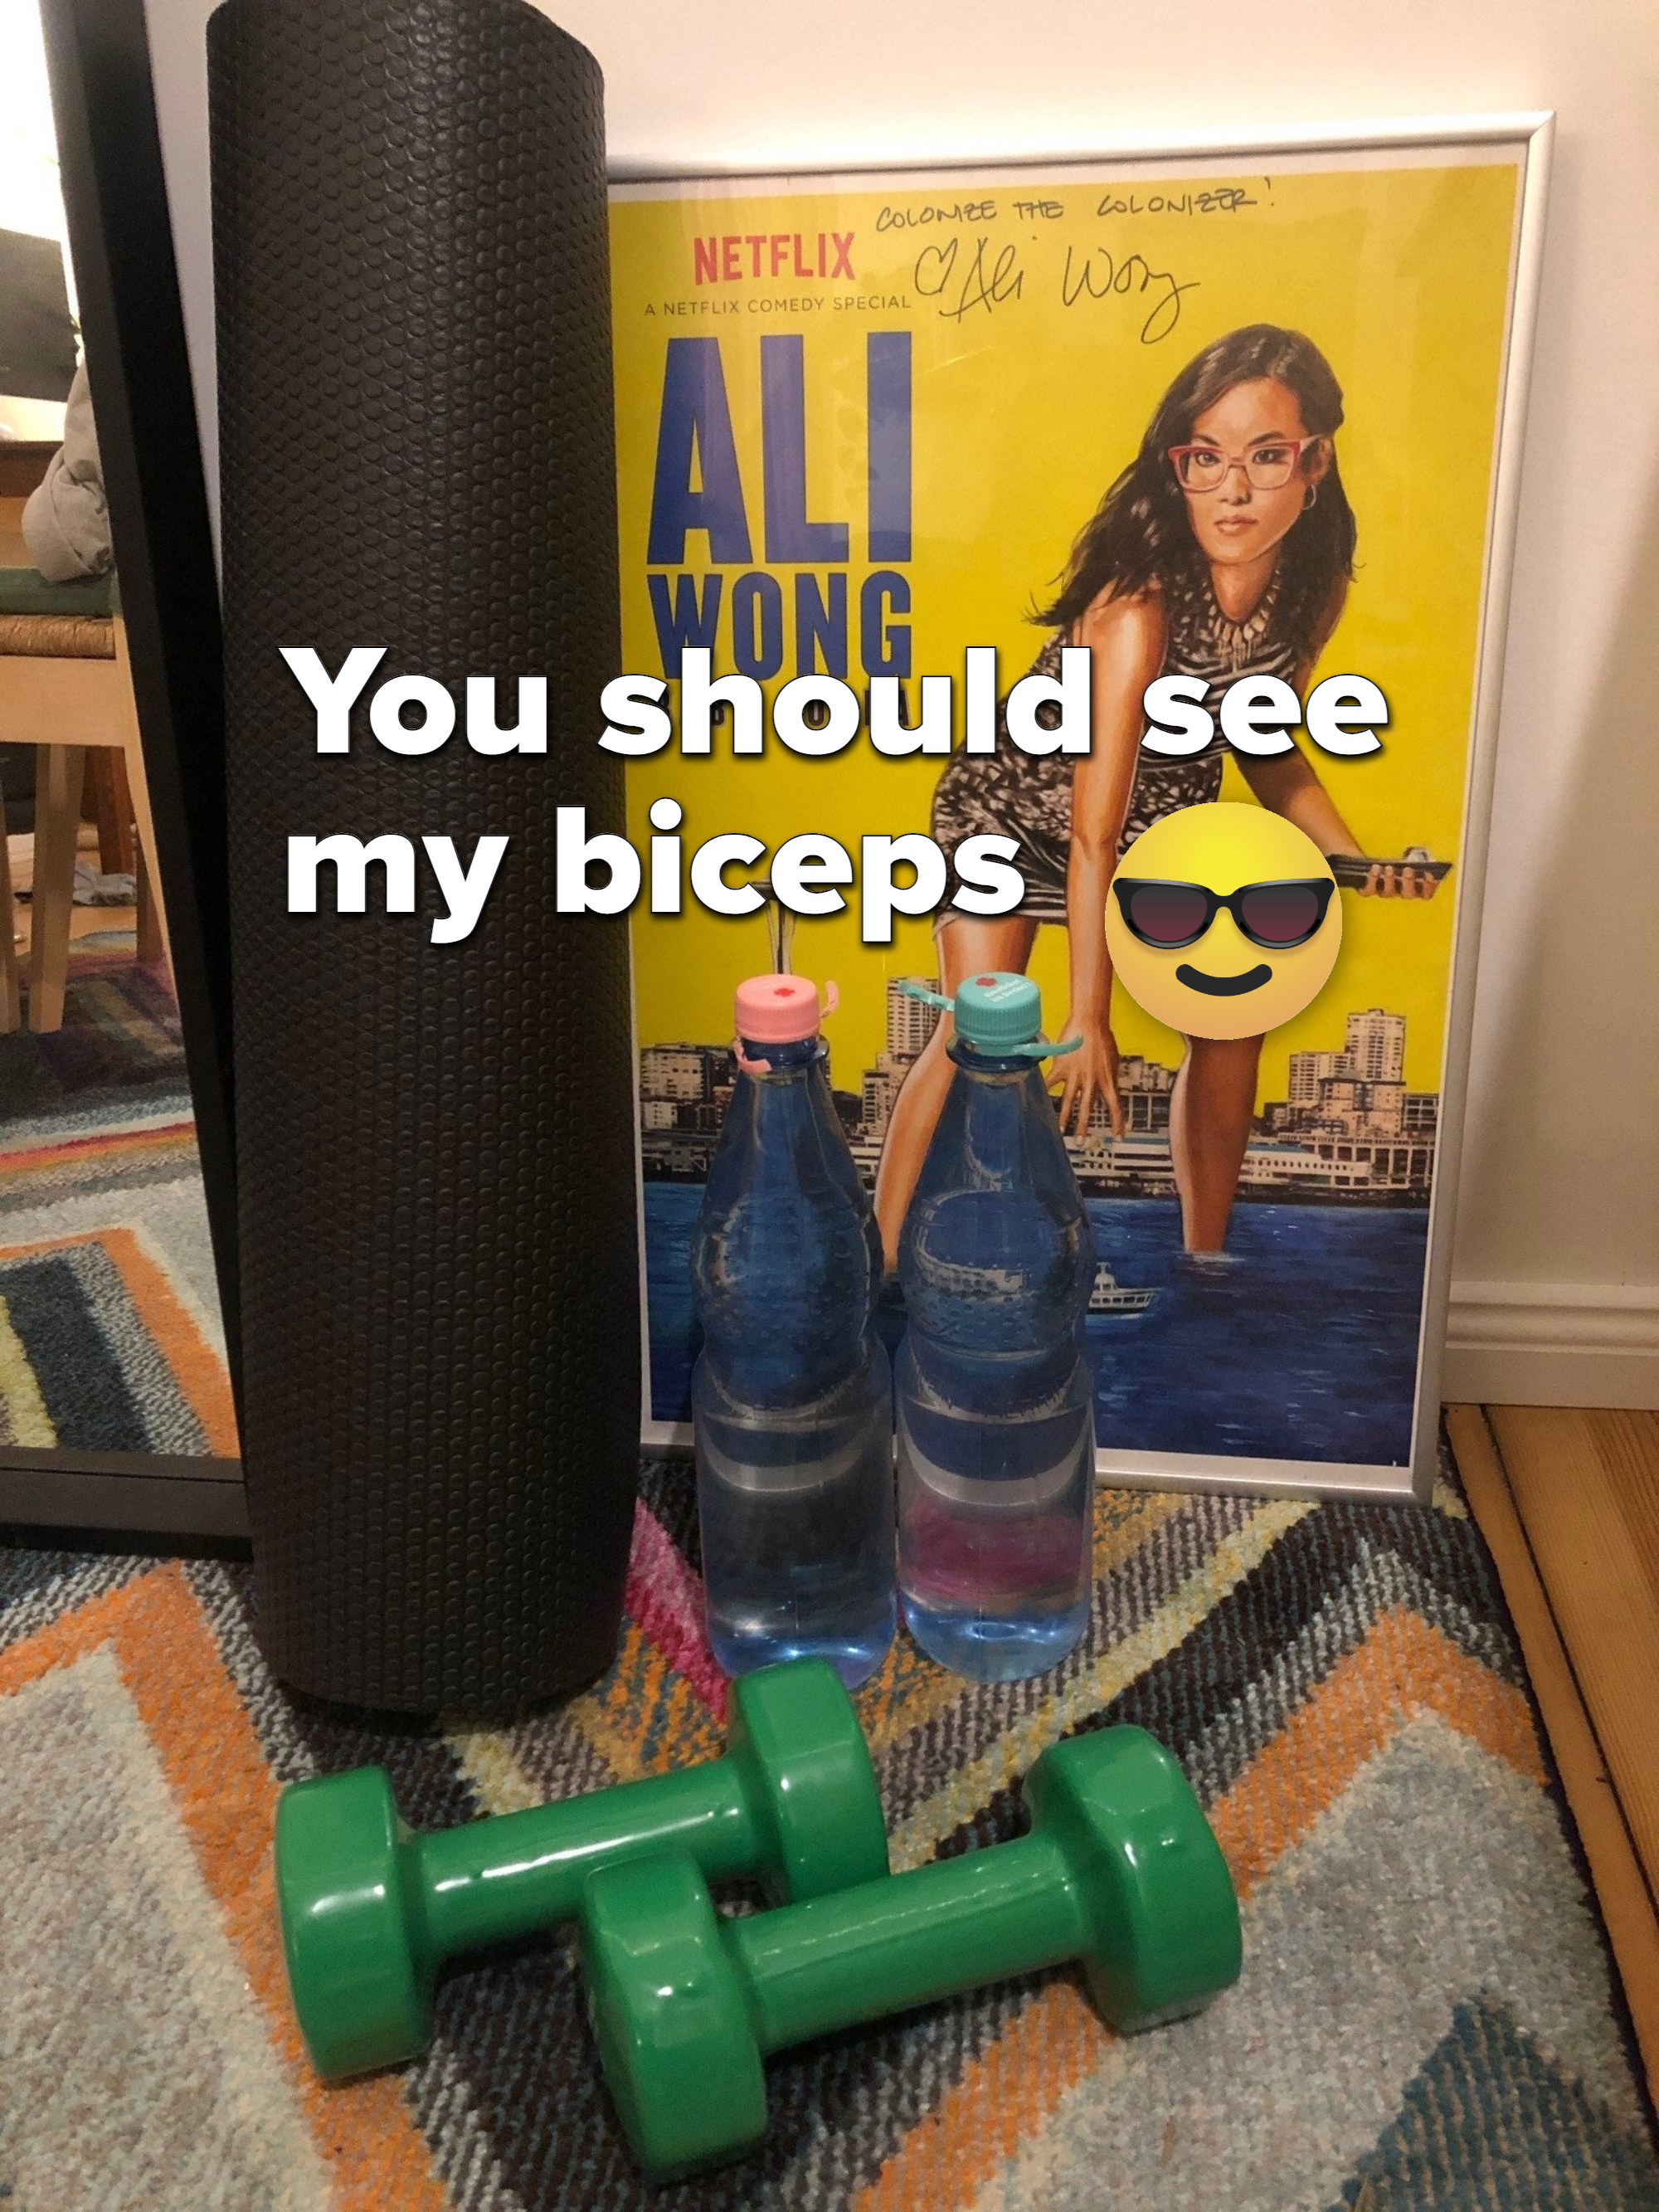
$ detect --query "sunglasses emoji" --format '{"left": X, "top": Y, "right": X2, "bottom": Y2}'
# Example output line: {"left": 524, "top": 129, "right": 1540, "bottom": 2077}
{"left": 1105, "top": 805, "right": 1342, "bottom": 1039}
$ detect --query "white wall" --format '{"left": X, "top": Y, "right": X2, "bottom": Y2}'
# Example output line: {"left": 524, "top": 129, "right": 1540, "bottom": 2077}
{"left": 142, "top": 0, "right": 1659, "bottom": 1406}
{"left": 0, "top": 0, "right": 71, "bottom": 439}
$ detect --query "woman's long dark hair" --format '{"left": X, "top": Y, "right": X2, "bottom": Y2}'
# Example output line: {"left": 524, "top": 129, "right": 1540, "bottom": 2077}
{"left": 1038, "top": 324, "right": 1357, "bottom": 658}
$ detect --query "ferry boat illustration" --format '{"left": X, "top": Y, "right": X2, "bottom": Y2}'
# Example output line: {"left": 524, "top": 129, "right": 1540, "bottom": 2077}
{"left": 1087, "top": 1262, "right": 1157, "bottom": 1317}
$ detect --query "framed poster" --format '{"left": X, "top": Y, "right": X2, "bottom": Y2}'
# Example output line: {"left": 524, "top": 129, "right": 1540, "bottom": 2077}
{"left": 609, "top": 116, "right": 1551, "bottom": 1503}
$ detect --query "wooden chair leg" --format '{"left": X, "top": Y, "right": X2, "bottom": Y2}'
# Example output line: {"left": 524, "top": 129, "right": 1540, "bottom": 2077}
{"left": 136, "top": 842, "right": 165, "bottom": 966}
{"left": 85, "top": 747, "right": 137, "bottom": 877}
{"left": 113, "top": 616, "right": 173, "bottom": 985}
{"left": 28, "top": 743, "right": 85, "bottom": 1034}
{"left": 0, "top": 782, "right": 18, "bottom": 1033}
{"left": 126, "top": 745, "right": 172, "bottom": 982}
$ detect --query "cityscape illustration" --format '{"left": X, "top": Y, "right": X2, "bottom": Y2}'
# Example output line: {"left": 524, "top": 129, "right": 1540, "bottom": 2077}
{"left": 640, "top": 978, "right": 1438, "bottom": 1204}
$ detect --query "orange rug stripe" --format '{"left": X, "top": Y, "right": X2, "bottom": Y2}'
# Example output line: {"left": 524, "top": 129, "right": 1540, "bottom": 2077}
{"left": 569, "top": 1622, "right": 725, "bottom": 1781}
{"left": 857, "top": 1976, "right": 1102, "bottom": 2212}
{"left": 0, "top": 1570, "right": 154, "bottom": 1698}
{"left": 0, "top": 1565, "right": 449, "bottom": 2210}
{"left": 854, "top": 1605, "right": 1547, "bottom": 2212}
{"left": 1209, "top": 1605, "right": 1546, "bottom": 1899}
{"left": 0, "top": 1225, "right": 238, "bottom": 1455}
{"left": 96, "top": 1226, "right": 238, "bottom": 1455}
{"left": 0, "top": 1123, "right": 194, "bottom": 1174}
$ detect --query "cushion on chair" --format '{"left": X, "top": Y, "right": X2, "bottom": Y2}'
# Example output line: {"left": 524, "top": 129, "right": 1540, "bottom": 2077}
{"left": 0, "top": 567, "right": 114, "bottom": 619}
{"left": 0, "top": 568, "right": 117, "bottom": 659}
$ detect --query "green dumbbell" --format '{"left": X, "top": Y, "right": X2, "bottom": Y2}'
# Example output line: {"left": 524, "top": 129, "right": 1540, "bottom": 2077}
{"left": 277, "top": 1658, "right": 888, "bottom": 2079}
{"left": 581, "top": 1724, "right": 1241, "bottom": 2177}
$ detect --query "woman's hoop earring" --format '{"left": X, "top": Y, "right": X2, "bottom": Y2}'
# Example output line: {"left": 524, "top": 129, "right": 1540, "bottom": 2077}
{"left": 1302, "top": 482, "right": 1320, "bottom": 512}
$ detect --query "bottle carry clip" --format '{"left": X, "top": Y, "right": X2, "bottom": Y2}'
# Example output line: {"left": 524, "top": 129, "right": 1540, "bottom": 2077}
{"left": 895, "top": 978, "right": 1080, "bottom": 1061}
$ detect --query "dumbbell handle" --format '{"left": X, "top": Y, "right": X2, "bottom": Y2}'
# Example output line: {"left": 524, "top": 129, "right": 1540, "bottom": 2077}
{"left": 727, "top": 1833, "right": 1078, "bottom": 2053}
{"left": 414, "top": 1759, "right": 761, "bottom": 1959}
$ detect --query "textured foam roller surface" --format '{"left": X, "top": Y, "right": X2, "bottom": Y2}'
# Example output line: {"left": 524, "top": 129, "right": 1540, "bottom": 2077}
{"left": 209, "top": 0, "right": 639, "bottom": 1711}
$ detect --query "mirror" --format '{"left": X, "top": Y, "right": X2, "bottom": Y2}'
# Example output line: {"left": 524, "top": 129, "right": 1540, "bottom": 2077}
{"left": 0, "top": 0, "right": 239, "bottom": 1538}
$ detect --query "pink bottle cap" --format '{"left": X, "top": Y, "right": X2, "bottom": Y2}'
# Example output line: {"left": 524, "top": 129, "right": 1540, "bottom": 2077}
{"left": 733, "top": 973, "right": 838, "bottom": 1044}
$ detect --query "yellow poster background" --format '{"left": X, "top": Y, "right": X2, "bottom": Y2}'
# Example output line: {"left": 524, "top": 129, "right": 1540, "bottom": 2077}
{"left": 610, "top": 152, "right": 1518, "bottom": 1108}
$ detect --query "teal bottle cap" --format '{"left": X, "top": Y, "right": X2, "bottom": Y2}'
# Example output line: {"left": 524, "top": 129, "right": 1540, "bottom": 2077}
{"left": 898, "top": 972, "right": 1078, "bottom": 1061}
{"left": 953, "top": 971, "right": 1043, "bottom": 1054}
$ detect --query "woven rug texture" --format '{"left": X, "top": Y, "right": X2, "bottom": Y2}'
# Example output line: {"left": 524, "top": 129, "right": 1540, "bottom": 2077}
{"left": 0, "top": 930, "right": 234, "bottom": 1454}
{"left": 2, "top": 1445, "right": 1656, "bottom": 2211}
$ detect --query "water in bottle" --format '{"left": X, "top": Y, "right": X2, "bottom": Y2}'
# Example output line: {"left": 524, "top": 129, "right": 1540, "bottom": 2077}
{"left": 895, "top": 972, "right": 1096, "bottom": 1680}
{"left": 691, "top": 973, "right": 895, "bottom": 1687}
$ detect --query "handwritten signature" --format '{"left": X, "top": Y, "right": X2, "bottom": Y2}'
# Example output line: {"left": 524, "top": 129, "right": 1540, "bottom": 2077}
{"left": 1060, "top": 245, "right": 1197, "bottom": 343}
{"left": 913, "top": 236, "right": 1025, "bottom": 320}
{"left": 911, "top": 234, "right": 1198, "bottom": 342}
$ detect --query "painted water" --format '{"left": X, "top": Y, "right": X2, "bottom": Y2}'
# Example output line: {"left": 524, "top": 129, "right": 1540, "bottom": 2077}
{"left": 645, "top": 1184, "right": 1429, "bottom": 1468}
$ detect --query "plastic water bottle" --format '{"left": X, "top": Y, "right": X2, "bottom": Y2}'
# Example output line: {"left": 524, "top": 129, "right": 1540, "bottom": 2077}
{"left": 895, "top": 972, "right": 1096, "bottom": 1681}
{"left": 691, "top": 973, "right": 895, "bottom": 1687}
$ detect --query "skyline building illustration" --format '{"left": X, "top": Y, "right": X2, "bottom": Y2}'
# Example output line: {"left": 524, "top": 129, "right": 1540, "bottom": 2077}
{"left": 638, "top": 980, "right": 1438, "bottom": 1201}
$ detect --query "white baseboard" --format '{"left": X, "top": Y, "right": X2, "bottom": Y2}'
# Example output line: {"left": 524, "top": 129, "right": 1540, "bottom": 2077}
{"left": 1443, "top": 1280, "right": 1659, "bottom": 1409}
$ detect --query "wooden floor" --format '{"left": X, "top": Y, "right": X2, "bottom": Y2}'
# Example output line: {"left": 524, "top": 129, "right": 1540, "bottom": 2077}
{"left": 1448, "top": 1404, "right": 1659, "bottom": 2103}
{"left": 14, "top": 897, "right": 139, "bottom": 955}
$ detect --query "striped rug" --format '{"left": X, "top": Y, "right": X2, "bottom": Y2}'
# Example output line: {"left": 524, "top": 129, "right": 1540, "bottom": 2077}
{"left": 0, "top": 931, "right": 235, "bottom": 1453}
{"left": 2, "top": 1445, "right": 1654, "bottom": 2210}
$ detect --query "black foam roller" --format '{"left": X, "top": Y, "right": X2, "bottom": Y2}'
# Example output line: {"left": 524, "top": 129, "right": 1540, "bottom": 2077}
{"left": 210, "top": 0, "right": 640, "bottom": 1712}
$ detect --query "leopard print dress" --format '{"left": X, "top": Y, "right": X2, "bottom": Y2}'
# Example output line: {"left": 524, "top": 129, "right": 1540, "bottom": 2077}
{"left": 931, "top": 567, "right": 1298, "bottom": 928}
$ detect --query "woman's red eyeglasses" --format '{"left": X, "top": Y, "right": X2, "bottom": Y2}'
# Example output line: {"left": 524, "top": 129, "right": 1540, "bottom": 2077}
{"left": 1166, "top": 436, "right": 1323, "bottom": 494}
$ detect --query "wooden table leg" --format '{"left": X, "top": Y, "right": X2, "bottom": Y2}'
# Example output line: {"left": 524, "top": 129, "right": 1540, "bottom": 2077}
{"left": 28, "top": 743, "right": 85, "bottom": 1033}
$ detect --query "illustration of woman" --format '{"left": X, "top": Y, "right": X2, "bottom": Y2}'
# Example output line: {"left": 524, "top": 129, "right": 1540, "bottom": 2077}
{"left": 873, "top": 323, "right": 1437, "bottom": 1264}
